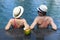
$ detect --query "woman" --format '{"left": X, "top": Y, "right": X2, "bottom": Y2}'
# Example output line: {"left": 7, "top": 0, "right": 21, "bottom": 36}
{"left": 5, "top": 6, "right": 29, "bottom": 30}
{"left": 30, "top": 5, "right": 57, "bottom": 30}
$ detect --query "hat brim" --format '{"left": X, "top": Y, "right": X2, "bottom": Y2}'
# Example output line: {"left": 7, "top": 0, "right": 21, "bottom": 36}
{"left": 37, "top": 8, "right": 39, "bottom": 11}
{"left": 13, "top": 6, "right": 24, "bottom": 18}
{"left": 37, "top": 8, "right": 46, "bottom": 13}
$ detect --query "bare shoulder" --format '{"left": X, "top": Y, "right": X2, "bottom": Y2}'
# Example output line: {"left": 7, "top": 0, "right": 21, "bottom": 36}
{"left": 9, "top": 18, "right": 14, "bottom": 23}
{"left": 47, "top": 16, "right": 53, "bottom": 21}
{"left": 22, "top": 18, "right": 26, "bottom": 22}
{"left": 35, "top": 16, "right": 39, "bottom": 20}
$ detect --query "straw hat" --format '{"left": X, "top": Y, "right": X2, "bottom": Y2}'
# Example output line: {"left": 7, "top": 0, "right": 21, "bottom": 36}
{"left": 13, "top": 6, "right": 24, "bottom": 18}
{"left": 37, "top": 5, "right": 48, "bottom": 12}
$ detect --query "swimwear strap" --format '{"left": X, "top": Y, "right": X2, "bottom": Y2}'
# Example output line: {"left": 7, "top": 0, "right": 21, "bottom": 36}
{"left": 14, "top": 19, "right": 17, "bottom": 28}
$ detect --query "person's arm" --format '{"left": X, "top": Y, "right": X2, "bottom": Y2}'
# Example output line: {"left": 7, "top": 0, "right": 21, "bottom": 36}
{"left": 5, "top": 19, "right": 12, "bottom": 30}
{"left": 50, "top": 17, "right": 57, "bottom": 30}
{"left": 23, "top": 19, "right": 29, "bottom": 30}
{"left": 30, "top": 17, "right": 38, "bottom": 30}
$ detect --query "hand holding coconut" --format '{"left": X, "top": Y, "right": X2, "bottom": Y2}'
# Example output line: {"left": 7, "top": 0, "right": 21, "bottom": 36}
{"left": 23, "top": 27, "right": 31, "bottom": 36}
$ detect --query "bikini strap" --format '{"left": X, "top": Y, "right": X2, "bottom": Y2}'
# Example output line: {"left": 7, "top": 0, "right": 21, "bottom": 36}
{"left": 14, "top": 19, "right": 17, "bottom": 28}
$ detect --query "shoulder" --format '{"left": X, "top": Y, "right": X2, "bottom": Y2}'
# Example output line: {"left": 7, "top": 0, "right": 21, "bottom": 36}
{"left": 10, "top": 18, "right": 14, "bottom": 21}
{"left": 33, "top": 16, "right": 39, "bottom": 22}
{"left": 35, "top": 16, "right": 39, "bottom": 20}
{"left": 22, "top": 18, "right": 27, "bottom": 22}
{"left": 9, "top": 18, "right": 14, "bottom": 23}
{"left": 47, "top": 16, "right": 53, "bottom": 21}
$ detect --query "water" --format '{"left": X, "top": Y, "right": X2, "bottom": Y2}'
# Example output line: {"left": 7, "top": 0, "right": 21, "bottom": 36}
{"left": 0, "top": 0, "right": 60, "bottom": 29}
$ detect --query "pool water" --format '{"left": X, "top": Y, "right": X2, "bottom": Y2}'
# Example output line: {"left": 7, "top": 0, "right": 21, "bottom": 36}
{"left": 0, "top": 0, "right": 60, "bottom": 40}
{"left": 0, "top": 0, "right": 60, "bottom": 29}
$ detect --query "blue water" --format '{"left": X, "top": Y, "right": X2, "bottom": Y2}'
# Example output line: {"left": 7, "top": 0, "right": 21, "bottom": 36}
{"left": 0, "top": 0, "right": 60, "bottom": 29}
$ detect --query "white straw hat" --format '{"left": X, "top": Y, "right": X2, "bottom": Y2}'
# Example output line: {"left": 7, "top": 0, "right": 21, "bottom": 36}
{"left": 13, "top": 6, "right": 24, "bottom": 18}
{"left": 37, "top": 5, "right": 48, "bottom": 12}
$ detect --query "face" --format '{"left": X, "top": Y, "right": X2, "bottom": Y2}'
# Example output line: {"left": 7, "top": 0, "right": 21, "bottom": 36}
{"left": 38, "top": 11, "right": 43, "bottom": 16}
{"left": 38, "top": 11, "right": 46, "bottom": 16}
{"left": 38, "top": 8, "right": 46, "bottom": 16}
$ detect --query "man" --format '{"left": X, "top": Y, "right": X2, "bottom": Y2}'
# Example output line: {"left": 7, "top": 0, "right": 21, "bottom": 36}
{"left": 30, "top": 5, "right": 57, "bottom": 30}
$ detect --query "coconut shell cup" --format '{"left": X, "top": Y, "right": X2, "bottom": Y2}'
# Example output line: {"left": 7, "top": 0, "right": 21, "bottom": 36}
{"left": 24, "top": 29, "right": 31, "bottom": 36}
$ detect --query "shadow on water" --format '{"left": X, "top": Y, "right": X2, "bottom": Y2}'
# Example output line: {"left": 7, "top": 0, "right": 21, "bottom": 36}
{"left": 0, "top": 27, "right": 60, "bottom": 40}
{"left": 2, "top": 29, "right": 56, "bottom": 40}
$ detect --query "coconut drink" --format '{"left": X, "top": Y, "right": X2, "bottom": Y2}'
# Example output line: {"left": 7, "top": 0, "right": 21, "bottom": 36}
{"left": 24, "top": 28, "right": 31, "bottom": 35}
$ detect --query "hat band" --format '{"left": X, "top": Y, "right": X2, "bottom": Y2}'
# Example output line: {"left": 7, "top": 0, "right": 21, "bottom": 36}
{"left": 38, "top": 8, "right": 46, "bottom": 13}
{"left": 15, "top": 9, "right": 21, "bottom": 17}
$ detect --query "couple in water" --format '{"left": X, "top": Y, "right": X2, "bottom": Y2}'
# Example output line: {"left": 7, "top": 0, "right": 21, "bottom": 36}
{"left": 5, "top": 5, "right": 57, "bottom": 31}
